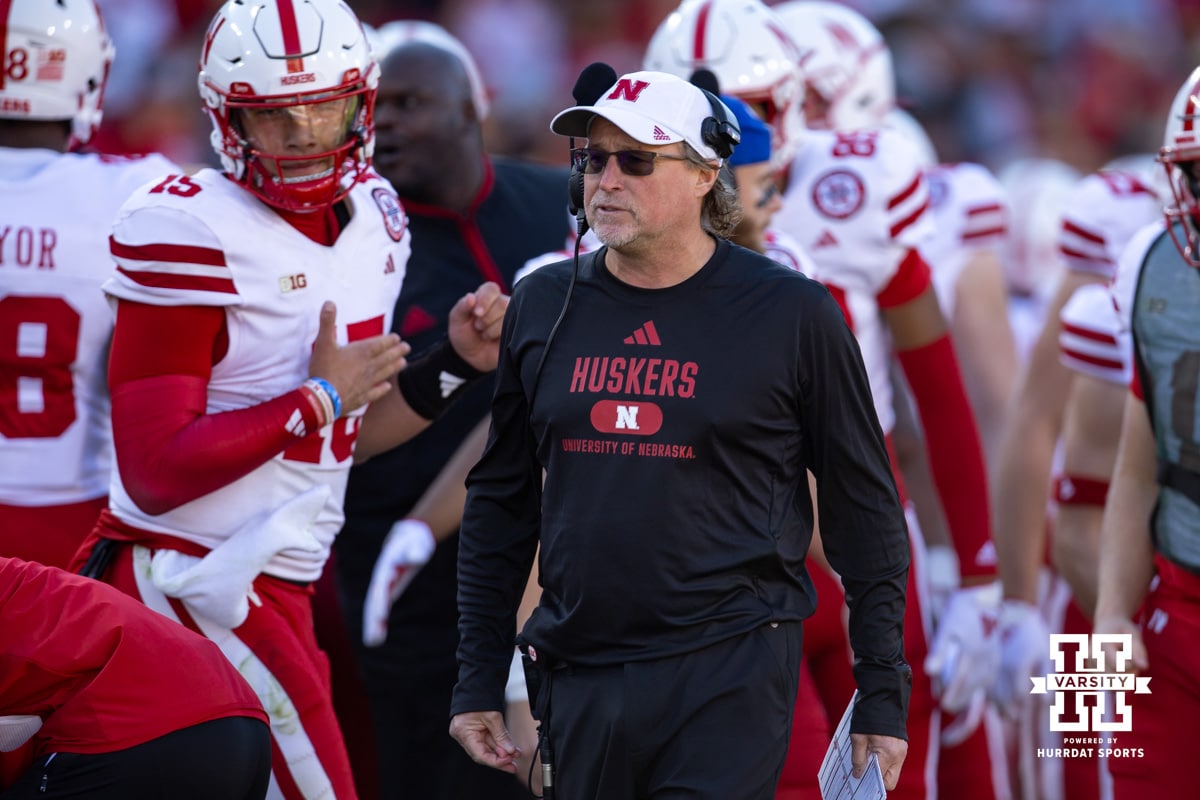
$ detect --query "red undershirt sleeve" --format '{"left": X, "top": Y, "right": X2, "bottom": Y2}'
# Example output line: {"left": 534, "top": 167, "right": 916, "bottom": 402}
{"left": 895, "top": 333, "right": 995, "bottom": 578}
{"left": 108, "top": 300, "right": 323, "bottom": 516}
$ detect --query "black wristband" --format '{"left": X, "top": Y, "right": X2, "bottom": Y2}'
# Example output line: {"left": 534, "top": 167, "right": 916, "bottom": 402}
{"left": 396, "top": 338, "right": 486, "bottom": 420}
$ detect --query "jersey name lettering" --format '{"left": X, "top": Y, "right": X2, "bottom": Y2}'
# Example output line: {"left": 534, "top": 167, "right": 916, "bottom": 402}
{"left": 0, "top": 225, "right": 57, "bottom": 269}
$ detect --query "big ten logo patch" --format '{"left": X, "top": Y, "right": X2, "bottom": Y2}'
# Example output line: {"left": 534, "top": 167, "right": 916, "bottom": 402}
{"left": 1031, "top": 634, "right": 1151, "bottom": 732}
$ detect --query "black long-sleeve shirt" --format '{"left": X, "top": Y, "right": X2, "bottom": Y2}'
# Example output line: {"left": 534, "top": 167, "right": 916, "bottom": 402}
{"left": 452, "top": 238, "right": 912, "bottom": 738}
{"left": 338, "top": 157, "right": 570, "bottom": 664}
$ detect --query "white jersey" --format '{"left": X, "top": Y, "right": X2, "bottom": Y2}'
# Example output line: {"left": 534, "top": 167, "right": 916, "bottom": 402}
{"left": 922, "top": 162, "right": 1008, "bottom": 318}
{"left": 775, "top": 127, "right": 933, "bottom": 434}
{"left": 1058, "top": 169, "right": 1161, "bottom": 281}
{"left": 1055, "top": 171, "right": 1162, "bottom": 388}
{"left": 762, "top": 227, "right": 815, "bottom": 276}
{"left": 0, "top": 148, "right": 176, "bottom": 505}
{"left": 514, "top": 227, "right": 600, "bottom": 285}
{"left": 1058, "top": 282, "right": 1131, "bottom": 385}
{"left": 103, "top": 169, "right": 410, "bottom": 582}
{"left": 1111, "top": 220, "right": 1168, "bottom": 334}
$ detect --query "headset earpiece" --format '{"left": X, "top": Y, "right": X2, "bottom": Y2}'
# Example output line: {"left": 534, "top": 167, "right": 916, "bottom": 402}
{"left": 696, "top": 88, "right": 740, "bottom": 161}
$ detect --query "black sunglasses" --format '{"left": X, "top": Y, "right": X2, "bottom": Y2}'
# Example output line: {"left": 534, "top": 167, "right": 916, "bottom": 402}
{"left": 571, "top": 147, "right": 691, "bottom": 177}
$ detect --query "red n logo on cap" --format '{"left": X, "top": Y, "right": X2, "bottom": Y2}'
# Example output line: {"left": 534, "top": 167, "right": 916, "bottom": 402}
{"left": 608, "top": 79, "right": 650, "bottom": 103}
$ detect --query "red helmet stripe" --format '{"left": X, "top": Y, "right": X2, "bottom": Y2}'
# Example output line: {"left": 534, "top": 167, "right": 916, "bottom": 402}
{"left": 0, "top": 0, "right": 13, "bottom": 91}
{"left": 202, "top": 16, "right": 226, "bottom": 65}
{"left": 276, "top": 0, "right": 305, "bottom": 74}
{"left": 692, "top": 1, "right": 712, "bottom": 61}
{"left": 1184, "top": 77, "right": 1200, "bottom": 137}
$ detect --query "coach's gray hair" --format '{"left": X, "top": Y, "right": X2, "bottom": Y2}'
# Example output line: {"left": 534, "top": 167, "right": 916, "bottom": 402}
{"left": 681, "top": 143, "right": 743, "bottom": 239}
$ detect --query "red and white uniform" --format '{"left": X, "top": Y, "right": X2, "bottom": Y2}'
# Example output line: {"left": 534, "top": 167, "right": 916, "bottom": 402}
{"left": 92, "top": 167, "right": 409, "bottom": 800}
{"left": 775, "top": 126, "right": 943, "bottom": 800}
{"left": 1059, "top": 284, "right": 1131, "bottom": 387}
{"left": 0, "top": 148, "right": 176, "bottom": 567}
{"left": 763, "top": 227, "right": 815, "bottom": 276}
{"left": 1035, "top": 184, "right": 1160, "bottom": 800}
{"left": 923, "top": 162, "right": 1009, "bottom": 318}
{"left": 775, "top": 127, "right": 932, "bottom": 436}
{"left": 103, "top": 169, "right": 408, "bottom": 583}
{"left": 919, "top": 160, "right": 1011, "bottom": 800}
{"left": 1060, "top": 171, "right": 1161, "bottom": 283}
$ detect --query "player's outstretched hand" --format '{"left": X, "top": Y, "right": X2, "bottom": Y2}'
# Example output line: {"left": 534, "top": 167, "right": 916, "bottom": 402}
{"left": 309, "top": 301, "right": 409, "bottom": 416}
{"left": 448, "top": 282, "right": 509, "bottom": 373}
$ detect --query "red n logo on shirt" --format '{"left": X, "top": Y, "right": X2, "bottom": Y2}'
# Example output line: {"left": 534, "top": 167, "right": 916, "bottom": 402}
{"left": 608, "top": 79, "right": 649, "bottom": 103}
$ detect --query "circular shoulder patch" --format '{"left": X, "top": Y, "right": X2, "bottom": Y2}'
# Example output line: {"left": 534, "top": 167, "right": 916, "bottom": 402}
{"left": 811, "top": 169, "right": 866, "bottom": 220}
{"left": 372, "top": 187, "right": 408, "bottom": 242}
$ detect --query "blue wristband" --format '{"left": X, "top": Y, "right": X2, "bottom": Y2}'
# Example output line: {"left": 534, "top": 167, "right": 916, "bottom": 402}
{"left": 310, "top": 377, "right": 342, "bottom": 419}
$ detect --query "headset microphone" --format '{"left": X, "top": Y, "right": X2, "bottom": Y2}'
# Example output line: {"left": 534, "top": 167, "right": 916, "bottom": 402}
{"left": 566, "top": 62, "right": 618, "bottom": 235}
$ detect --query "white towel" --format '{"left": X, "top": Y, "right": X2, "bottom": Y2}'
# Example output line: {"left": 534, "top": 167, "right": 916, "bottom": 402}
{"left": 0, "top": 715, "right": 42, "bottom": 752}
{"left": 149, "top": 485, "right": 329, "bottom": 628}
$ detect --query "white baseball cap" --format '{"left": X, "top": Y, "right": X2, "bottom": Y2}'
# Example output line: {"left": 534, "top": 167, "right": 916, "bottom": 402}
{"left": 551, "top": 70, "right": 723, "bottom": 162}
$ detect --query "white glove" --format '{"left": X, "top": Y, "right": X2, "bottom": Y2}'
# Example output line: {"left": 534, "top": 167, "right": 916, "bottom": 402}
{"left": 363, "top": 519, "right": 436, "bottom": 646}
{"left": 924, "top": 545, "right": 961, "bottom": 627}
{"left": 924, "top": 581, "right": 1001, "bottom": 715}
{"left": 988, "top": 599, "right": 1052, "bottom": 718}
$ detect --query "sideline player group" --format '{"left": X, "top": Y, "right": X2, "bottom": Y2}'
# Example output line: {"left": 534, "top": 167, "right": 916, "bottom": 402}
{"left": 2, "top": 0, "right": 1198, "bottom": 799}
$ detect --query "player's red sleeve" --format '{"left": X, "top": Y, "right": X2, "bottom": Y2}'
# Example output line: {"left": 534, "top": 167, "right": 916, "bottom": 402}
{"left": 109, "top": 300, "right": 323, "bottom": 516}
{"left": 876, "top": 249, "right": 931, "bottom": 309}
{"left": 896, "top": 332, "right": 995, "bottom": 578}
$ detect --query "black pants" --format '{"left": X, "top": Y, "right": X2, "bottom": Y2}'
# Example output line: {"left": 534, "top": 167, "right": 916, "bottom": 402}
{"left": 534, "top": 622, "right": 803, "bottom": 800}
{"left": 0, "top": 716, "right": 271, "bottom": 800}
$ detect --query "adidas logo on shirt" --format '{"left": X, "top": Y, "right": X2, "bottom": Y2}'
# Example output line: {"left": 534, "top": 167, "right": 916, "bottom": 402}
{"left": 624, "top": 321, "right": 661, "bottom": 346}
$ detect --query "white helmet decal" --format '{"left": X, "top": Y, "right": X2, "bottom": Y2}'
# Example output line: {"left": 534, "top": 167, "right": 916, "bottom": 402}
{"left": 0, "top": 0, "right": 114, "bottom": 148}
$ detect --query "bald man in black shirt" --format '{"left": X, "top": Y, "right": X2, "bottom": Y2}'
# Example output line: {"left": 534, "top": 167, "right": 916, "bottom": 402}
{"left": 334, "top": 25, "right": 571, "bottom": 800}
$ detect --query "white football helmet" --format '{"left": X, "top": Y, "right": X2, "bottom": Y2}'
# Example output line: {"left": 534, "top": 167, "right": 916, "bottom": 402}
{"left": 643, "top": 0, "right": 805, "bottom": 168}
{"left": 997, "top": 158, "right": 1081, "bottom": 298}
{"left": 198, "top": 0, "right": 378, "bottom": 213}
{"left": 0, "top": 0, "right": 114, "bottom": 148}
{"left": 773, "top": 1, "right": 895, "bottom": 131}
{"left": 1159, "top": 65, "right": 1200, "bottom": 266}
{"left": 885, "top": 108, "right": 938, "bottom": 169}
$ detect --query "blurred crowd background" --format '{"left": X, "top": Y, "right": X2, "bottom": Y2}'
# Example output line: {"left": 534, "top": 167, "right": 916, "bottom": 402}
{"left": 91, "top": 0, "right": 1200, "bottom": 176}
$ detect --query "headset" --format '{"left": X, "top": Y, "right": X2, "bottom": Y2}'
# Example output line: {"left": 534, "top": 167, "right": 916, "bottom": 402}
{"left": 566, "top": 66, "right": 741, "bottom": 235}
